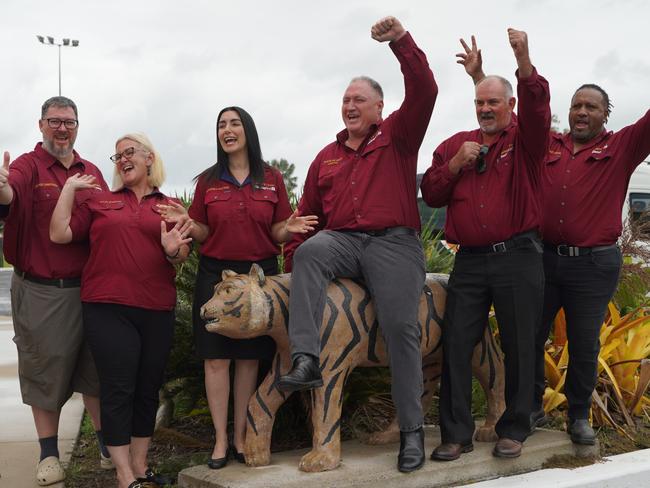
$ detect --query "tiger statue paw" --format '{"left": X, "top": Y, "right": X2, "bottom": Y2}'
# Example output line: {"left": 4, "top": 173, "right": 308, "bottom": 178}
{"left": 299, "top": 449, "right": 341, "bottom": 472}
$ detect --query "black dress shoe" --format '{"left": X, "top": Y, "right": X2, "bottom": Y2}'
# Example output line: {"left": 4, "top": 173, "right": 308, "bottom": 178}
{"left": 207, "top": 456, "right": 229, "bottom": 469}
{"left": 529, "top": 408, "right": 549, "bottom": 434}
{"left": 568, "top": 418, "right": 596, "bottom": 445}
{"left": 277, "top": 354, "right": 323, "bottom": 392}
{"left": 230, "top": 445, "right": 246, "bottom": 463}
{"left": 137, "top": 467, "right": 173, "bottom": 486}
{"left": 397, "top": 427, "right": 425, "bottom": 473}
{"left": 430, "top": 442, "right": 473, "bottom": 461}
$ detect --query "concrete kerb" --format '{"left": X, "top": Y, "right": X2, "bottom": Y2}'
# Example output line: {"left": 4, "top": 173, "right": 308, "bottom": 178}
{"left": 178, "top": 425, "right": 597, "bottom": 488}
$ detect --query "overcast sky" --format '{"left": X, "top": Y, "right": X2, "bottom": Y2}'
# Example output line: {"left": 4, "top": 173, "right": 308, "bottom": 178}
{"left": 1, "top": 0, "right": 648, "bottom": 196}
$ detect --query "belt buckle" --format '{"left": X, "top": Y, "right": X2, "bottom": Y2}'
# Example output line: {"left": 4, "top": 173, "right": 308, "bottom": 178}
{"left": 492, "top": 242, "right": 507, "bottom": 253}
{"left": 556, "top": 244, "right": 578, "bottom": 256}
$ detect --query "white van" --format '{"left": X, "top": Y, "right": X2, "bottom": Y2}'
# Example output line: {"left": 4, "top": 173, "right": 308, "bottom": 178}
{"left": 625, "top": 162, "right": 650, "bottom": 236}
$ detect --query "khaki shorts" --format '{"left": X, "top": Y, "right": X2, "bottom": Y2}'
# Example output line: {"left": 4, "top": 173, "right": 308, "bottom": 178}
{"left": 10, "top": 273, "right": 100, "bottom": 411}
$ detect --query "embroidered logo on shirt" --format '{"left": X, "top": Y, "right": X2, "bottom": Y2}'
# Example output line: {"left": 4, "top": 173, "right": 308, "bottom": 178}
{"left": 549, "top": 150, "right": 562, "bottom": 156}
{"left": 591, "top": 144, "right": 608, "bottom": 155}
{"left": 499, "top": 144, "right": 514, "bottom": 159}
{"left": 206, "top": 185, "right": 231, "bottom": 193}
{"left": 323, "top": 158, "right": 343, "bottom": 166}
{"left": 34, "top": 182, "right": 59, "bottom": 189}
{"left": 255, "top": 184, "right": 276, "bottom": 191}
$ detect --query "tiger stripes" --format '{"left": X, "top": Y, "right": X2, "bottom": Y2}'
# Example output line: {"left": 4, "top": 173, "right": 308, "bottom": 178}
{"left": 201, "top": 264, "right": 506, "bottom": 472}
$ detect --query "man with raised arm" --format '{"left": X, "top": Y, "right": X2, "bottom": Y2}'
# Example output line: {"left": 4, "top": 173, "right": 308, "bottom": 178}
{"left": 421, "top": 30, "right": 550, "bottom": 460}
{"left": 277, "top": 16, "right": 437, "bottom": 472}
{"left": 0, "top": 96, "right": 110, "bottom": 486}
{"left": 533, "top": 87, "right": 650, "bottom": 445}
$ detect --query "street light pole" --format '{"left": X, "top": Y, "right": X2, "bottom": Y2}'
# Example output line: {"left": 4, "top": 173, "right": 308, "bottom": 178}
{"left": 36, "top": 36, "right": 79, "bottom": 96}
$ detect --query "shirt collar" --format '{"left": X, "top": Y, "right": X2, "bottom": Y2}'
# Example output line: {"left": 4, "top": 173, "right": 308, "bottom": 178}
{"left": 219, "top": 165, "right": 251, "bottom": 187}
{"left": 111, "top": 186, "right": 164, "bottom": 199}
{"left": 559, "top": 128, "right": 611, "bottom": 152}
{"left": 335, "top": 122, "right": 382, "bottom": 147}
{"left": 34, "top": 142, "right": 85, "bottom": 170}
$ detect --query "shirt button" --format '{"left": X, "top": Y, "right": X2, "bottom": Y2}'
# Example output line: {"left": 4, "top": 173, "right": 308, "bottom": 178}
{"left": 351, "top": 181, "right": 356, "bottom": 185}
{"left": 563, "top": 185, "right": 567, "bottom": 189}
{"left": 356, "top": 214, "right": 361, "bottom": 219}
{"left": 480, "top": 185, "right": 484, "bottom": 190}
{"left": 566, "top": 169, "right": 571, "bottom": 173}
{"left": 482, "top": 224, "right": 487, "bottom": 229}
{"left": 479, "top": 204, "right": 484, "bottom": 208}
{"left": 561, "top": 202, "right": 565, "bottom": 206}
{"left": 559, "top": 219, "right": 564, "bottom": 223}
{"left": 353, "top": 196, "right": 358, "bottom": 201}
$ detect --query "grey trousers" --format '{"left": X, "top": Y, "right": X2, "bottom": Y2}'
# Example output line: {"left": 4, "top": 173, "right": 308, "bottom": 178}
{"left": 288, "top": 230, "right": 425, "bottom": 431}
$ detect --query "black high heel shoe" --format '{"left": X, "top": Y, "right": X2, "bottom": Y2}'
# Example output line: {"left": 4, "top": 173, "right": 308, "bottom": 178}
{"left": 207, "top": 454, "right": 229, "bottom": 469}
{"left": 230, "top": 445, "right": 246, "bottom": 464}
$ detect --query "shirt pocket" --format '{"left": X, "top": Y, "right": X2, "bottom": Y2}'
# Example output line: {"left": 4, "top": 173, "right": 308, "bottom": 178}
{"left": 33, "top": 186, "right": 61, "bottom": 216}
{"left": 205, "top": 189, "right": 234, "bottom": 222}
{"left": 249, "top": 189, "right": 279, "bottom": 224}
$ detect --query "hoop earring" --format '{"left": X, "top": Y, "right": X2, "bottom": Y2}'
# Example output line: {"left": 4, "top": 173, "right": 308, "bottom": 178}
{"left": 147, "top": 166, "right": 151, "bottom": 176}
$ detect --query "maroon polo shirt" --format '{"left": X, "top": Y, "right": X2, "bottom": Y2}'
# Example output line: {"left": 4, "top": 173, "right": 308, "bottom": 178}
{"left": 1, "top": 143, "right": 108, "bottom": 279}
{"left": 541, "top": 109, "right": 650, "bottom": 247}
{"left": 421, "top": 68, "right": 550, "bottom": 246}
{"left": 69, "top": 188, "right": 179, "bottom": 311}
{"left": 189, "top": 166, "right": 293, "bottom": 261}
{"left": 296, "top": 32, "right": 437, "bottom": 234}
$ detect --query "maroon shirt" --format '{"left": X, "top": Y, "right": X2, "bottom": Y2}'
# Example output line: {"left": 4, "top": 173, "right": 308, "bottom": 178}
{"left": 296, "top": 32, "right": 437, "bottom": 234}
{"left": 69, "top": 188, "right": 178, "bottom": 311}
{"left": 189, "top": 166, "right": 293, "bottom": 261}
{"left": 542, "top": 109, "right": 650, "bottom": 247}
{"left": 421, "top": 69, "right": 550, "bottom": 246}
{"left": 1, "top": 143, "right": 108, "bottom": 279}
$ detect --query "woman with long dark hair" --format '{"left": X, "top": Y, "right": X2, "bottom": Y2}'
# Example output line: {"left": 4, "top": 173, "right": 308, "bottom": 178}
{"left": 160, "top": 106, "right": 316, "bottom": 469}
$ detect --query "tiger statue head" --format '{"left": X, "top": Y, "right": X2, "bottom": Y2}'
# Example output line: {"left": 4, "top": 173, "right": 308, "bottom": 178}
{"left": 200, "top": 264, "right": 274, "bottom": 339}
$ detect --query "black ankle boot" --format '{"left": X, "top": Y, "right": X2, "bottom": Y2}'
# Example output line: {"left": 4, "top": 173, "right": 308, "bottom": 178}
{"left": 398, "top": 427, "right": 425, "bottom": 473}
{"left": 277, "top": 354, "right": 323, "bottom": 392}
{"left": 568, "top": 418, "right": 596, "bottom": 445}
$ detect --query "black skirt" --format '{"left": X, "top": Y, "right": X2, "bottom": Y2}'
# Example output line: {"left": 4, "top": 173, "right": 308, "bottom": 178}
{"left": 193, "top": 255, "right": 277, "bottom": 360}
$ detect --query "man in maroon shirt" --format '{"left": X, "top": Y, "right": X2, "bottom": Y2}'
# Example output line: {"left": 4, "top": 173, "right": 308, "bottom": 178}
{"left": 276, "top": 16, "right": 437, "bottom": 472}
{"left": 421, "top": 30, "right": 550, "bottom": 460}
{"left": 531, "top": 88, "right": 650, "bottom": 444}
{"left": 0, "top": 96, "right": 110, "bottom": 485}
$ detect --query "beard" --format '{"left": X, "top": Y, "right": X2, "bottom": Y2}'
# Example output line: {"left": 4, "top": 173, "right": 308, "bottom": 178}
{"left": 42, "top": 136, "right": 75, "bottom": 161}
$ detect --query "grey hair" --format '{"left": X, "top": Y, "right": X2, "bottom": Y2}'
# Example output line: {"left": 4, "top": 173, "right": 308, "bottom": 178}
{"left": 477, "top": 75, "right": 514, "bottom": 99}
{"left": 41, "top": 96, "right": 78, "bottom": 119}
{"left": 350, "top": 76, "right": 384, "bottom": 99}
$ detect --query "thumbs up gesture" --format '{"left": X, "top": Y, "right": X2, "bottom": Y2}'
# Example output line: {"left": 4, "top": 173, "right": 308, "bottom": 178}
{"left": 0, "top": 151, "right": 14, "bottom": 204}
{"left": 0, "top": 152, "right": 11, "bottom": 188}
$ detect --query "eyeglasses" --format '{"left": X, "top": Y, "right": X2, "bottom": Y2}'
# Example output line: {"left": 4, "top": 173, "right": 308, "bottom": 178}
{"left": 475, "top": 145, "right": 489, "bottom": 174}
{"left": 44, "top": 118, "right": 78, "bottom": 129}
{"left": 110, "top": 146, "right": 146, "bottom": 163}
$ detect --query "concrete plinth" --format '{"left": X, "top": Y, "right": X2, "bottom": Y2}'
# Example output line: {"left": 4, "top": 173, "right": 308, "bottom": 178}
{"left": 178, "top": 425, "right": 597, "bottom": 488}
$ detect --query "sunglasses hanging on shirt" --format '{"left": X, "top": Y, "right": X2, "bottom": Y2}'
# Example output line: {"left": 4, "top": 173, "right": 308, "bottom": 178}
{"left": 475, "top": 145, "right": 489, "bottom": 174}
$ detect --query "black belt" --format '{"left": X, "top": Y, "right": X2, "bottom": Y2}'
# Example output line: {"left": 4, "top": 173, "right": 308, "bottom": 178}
{"left": 459, "top": 230, "right": 539, "bottom": 254}
{"left": 543, "top": 243, "right": 618, "bottom": 257}
{"left": 14, "top": 268, "right": 81, "bottom": 288}
{"left": 359, "top": 226, "right": 417, "bottom": 237}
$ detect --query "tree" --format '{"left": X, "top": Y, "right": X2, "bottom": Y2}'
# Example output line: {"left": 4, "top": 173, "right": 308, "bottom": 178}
{"left": 269, "top": 158, "right": 298, "bottom": 199}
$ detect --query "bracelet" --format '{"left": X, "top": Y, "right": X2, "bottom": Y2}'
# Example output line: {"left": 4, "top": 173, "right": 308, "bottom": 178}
{"left": 165, "top": 248, "right": 180, "bottom": 259}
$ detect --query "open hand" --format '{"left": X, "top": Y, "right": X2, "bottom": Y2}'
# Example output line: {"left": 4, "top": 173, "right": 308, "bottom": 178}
{"left": 63, "top": 173, "right": 102, "bottom": 192}
{"left": 457, "top": 35, "right": 484, "bottom": 82}
{"left": 284, "top": 210, "right": 319, "bottom": 234}
{"left": 161, "top": 220, "right": 192, "bottom": 258}
{"left": 156, "top": 200, "right": 189, "bottom": 224}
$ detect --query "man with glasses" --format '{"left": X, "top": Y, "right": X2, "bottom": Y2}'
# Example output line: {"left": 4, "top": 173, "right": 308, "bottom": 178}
{"left": 0, "top": 96, "right": 110, "bottom": 486}
{"left": 420, "top": 30, "right": 550, "bottom": 460}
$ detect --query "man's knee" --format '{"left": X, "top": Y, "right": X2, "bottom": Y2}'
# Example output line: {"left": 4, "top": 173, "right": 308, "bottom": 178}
{"left": 293, "top": 233, "right": 334, "bottom": 268}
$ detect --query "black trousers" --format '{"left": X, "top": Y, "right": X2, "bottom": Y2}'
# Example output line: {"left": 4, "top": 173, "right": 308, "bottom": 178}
{"left": 83, "top": 302, "right": 175, "bottom": 446}
{"left": 439, "top": 237, "right": 544, "bottom": 444}
{"left": 534, "top": 246, "right": 621, "bottom": 419}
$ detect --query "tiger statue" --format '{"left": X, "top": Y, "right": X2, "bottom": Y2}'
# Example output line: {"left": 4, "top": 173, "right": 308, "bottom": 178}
{"left": 201, "top": 264, "right": 505, "bottom": 472}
